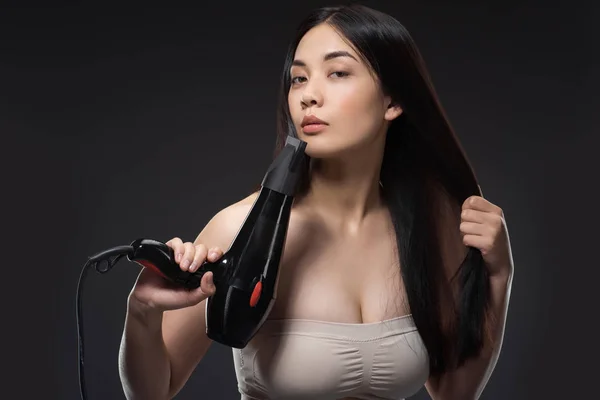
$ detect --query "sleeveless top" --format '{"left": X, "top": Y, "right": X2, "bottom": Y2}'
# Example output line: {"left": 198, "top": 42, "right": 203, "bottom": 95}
{"left": 232, "top": 314, "right": 429, "bottom": 399}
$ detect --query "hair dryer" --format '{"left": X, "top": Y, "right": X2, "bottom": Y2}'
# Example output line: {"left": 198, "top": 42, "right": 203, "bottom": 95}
{"left": 128, "top": 135, "right": 307, "bottom": 347}
{"left": 76, "top": 135, "right": 307, "bottom": 399}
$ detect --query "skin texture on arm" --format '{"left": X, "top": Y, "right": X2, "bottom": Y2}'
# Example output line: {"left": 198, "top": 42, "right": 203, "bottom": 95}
{"left": 161, "top": 192, "right": 258, "bottom": 398}
{"left": 425, "top": 188, "right": 514, "bottom": 400}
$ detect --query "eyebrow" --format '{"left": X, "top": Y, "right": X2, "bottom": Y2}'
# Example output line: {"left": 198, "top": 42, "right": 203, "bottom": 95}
{"left": 292, "top": 50, "right": 358, "bottom": 67}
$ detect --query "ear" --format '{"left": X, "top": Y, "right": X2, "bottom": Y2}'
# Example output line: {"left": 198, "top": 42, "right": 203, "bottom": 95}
{"left": 384, "top": 99, "right": 403, "bottom": 121}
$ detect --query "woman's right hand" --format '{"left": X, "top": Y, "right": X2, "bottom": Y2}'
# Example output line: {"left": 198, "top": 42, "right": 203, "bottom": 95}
{"left": 128, "top": 237, "right": 224, "bottom": 314}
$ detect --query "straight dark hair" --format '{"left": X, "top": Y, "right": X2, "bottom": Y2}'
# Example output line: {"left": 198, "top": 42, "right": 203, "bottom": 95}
{"left": 263, "top": 4, "right": 492, "bottom": 376}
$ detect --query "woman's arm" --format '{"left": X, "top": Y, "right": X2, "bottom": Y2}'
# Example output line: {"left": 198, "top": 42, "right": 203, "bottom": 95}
{"left": 119, "top": 299, "right": 173, "bottom": 400}
{"left": 119, "top": 192, "right": 259, "bottom": 399}
{"left": 426, "top": 188, "right": 514, "bottom": 400}
{"left": 425, "top": 270, "right": 513, "bottom": 400}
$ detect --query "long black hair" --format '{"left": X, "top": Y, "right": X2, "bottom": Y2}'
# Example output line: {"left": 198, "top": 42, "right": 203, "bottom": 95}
{"left": 266, "top": 4, "right": 491, "bottom": 376}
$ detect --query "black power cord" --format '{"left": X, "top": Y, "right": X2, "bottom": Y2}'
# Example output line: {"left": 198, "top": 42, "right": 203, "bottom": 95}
{"left": 76, "top": 246, "right": 134, "bottom": 400}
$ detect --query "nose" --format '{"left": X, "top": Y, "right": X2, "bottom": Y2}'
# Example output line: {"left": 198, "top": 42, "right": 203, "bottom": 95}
{"left": 300, "top": 80, "right": 323, "bottom": 109}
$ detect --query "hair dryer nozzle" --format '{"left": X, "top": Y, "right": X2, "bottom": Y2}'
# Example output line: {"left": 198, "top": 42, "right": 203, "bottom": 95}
{"left": 284, "top": 135, "right": 307, "bottom": 172}
{"left": 261, "top": 135, "right": 307, "bottom": 196}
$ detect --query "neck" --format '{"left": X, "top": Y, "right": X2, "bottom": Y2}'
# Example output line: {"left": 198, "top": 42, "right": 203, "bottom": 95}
{"left": 298, "top": 143, "right": 386, "bottom": 235}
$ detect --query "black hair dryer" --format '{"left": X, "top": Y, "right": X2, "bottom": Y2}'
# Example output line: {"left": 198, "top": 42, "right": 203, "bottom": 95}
{"left": 81, "top": 135, "right": 307, "bottom": 350}
{"left": 176, "top": 134, "right": 307, "bottom": 347}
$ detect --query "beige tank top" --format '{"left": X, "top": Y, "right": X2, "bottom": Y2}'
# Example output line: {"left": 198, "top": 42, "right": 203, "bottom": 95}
{"left": 232, "top": 314, "right": 429, "bottom": 400}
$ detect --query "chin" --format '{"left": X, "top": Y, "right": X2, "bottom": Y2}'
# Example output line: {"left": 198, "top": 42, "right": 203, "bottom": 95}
{"left": 301, "top": 137, "right": 359, "bottom": 160}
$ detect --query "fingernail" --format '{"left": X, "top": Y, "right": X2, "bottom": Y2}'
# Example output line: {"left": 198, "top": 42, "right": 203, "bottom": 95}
{"left": 188, "top": 261, "right": 196, "bottom": 271}
{"left": 208, "top": 251, "right": 217, "bottom": 260}
{"left": 181, "top": 259, "right": 190, "bottom": 270}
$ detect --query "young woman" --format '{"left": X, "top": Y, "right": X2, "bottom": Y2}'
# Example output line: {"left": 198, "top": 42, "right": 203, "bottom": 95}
{"left": 118, "top": 4, "right": 514, "bottom": 400}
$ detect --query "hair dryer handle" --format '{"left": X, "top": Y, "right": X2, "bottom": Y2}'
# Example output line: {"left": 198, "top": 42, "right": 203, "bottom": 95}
{"left": 127, "top": 238, "right": 215, "bottom": 289}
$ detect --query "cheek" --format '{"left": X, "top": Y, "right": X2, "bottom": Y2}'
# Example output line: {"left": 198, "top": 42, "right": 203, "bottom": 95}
{"left": 334, "top": 82, "right": 383, "bottom": 135}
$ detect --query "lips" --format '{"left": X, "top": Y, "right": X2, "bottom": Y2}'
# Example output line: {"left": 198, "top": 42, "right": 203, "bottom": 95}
{"left": 300, "top": 115, "right": 328, "bottom": 134}
{"left": 301, "top": 124, "right": 327, "bottom": 134}
{"left": 301, "top": 115, "right": 328, "bottom": 127}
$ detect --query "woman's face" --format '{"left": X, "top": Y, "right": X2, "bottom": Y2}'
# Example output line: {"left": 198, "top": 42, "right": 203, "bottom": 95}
{"left": 288, "top": 23, "right": 402, "bottom": 159}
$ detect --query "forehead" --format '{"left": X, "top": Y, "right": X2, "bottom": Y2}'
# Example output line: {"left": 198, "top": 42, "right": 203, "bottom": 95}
{"left": 294, "top": 24, "right": 358, "bottom": 61}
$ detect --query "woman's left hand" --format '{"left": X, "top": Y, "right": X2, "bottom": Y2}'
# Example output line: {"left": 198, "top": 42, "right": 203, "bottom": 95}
{"left": 460, "top": 195, "right": 514, "bottom": 278}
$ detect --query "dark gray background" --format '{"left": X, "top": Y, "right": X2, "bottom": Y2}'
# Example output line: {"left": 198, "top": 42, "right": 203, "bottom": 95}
{"left": 2, "top": 1, "right": 597, "bottom": 399}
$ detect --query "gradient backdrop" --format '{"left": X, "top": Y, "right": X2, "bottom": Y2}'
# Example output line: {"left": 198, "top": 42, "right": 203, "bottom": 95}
{"left": 2, "top": 1, "right": 597, "bottom": 399}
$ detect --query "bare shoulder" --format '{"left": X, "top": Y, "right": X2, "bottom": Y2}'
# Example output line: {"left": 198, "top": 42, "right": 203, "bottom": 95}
{"left": 193, "top": 190, "right": 260, "bottom": 250}
{"left": 198, "top": 189, "right": 310, "bottom": 267}
{"left": 199, "top": 189, "right": 310, "bottom": 262}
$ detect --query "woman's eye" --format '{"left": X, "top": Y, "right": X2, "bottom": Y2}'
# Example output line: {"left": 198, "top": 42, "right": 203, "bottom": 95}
{"left": 330, "top": 71, "right": 349, "bottom": 78}
{"left": 291, "top": 76, "right": 307, "bottom": 84}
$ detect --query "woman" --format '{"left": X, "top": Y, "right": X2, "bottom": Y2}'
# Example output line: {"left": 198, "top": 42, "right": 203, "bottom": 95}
{"left": 119, "top": 4, "right": 514, "bottom": 400}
